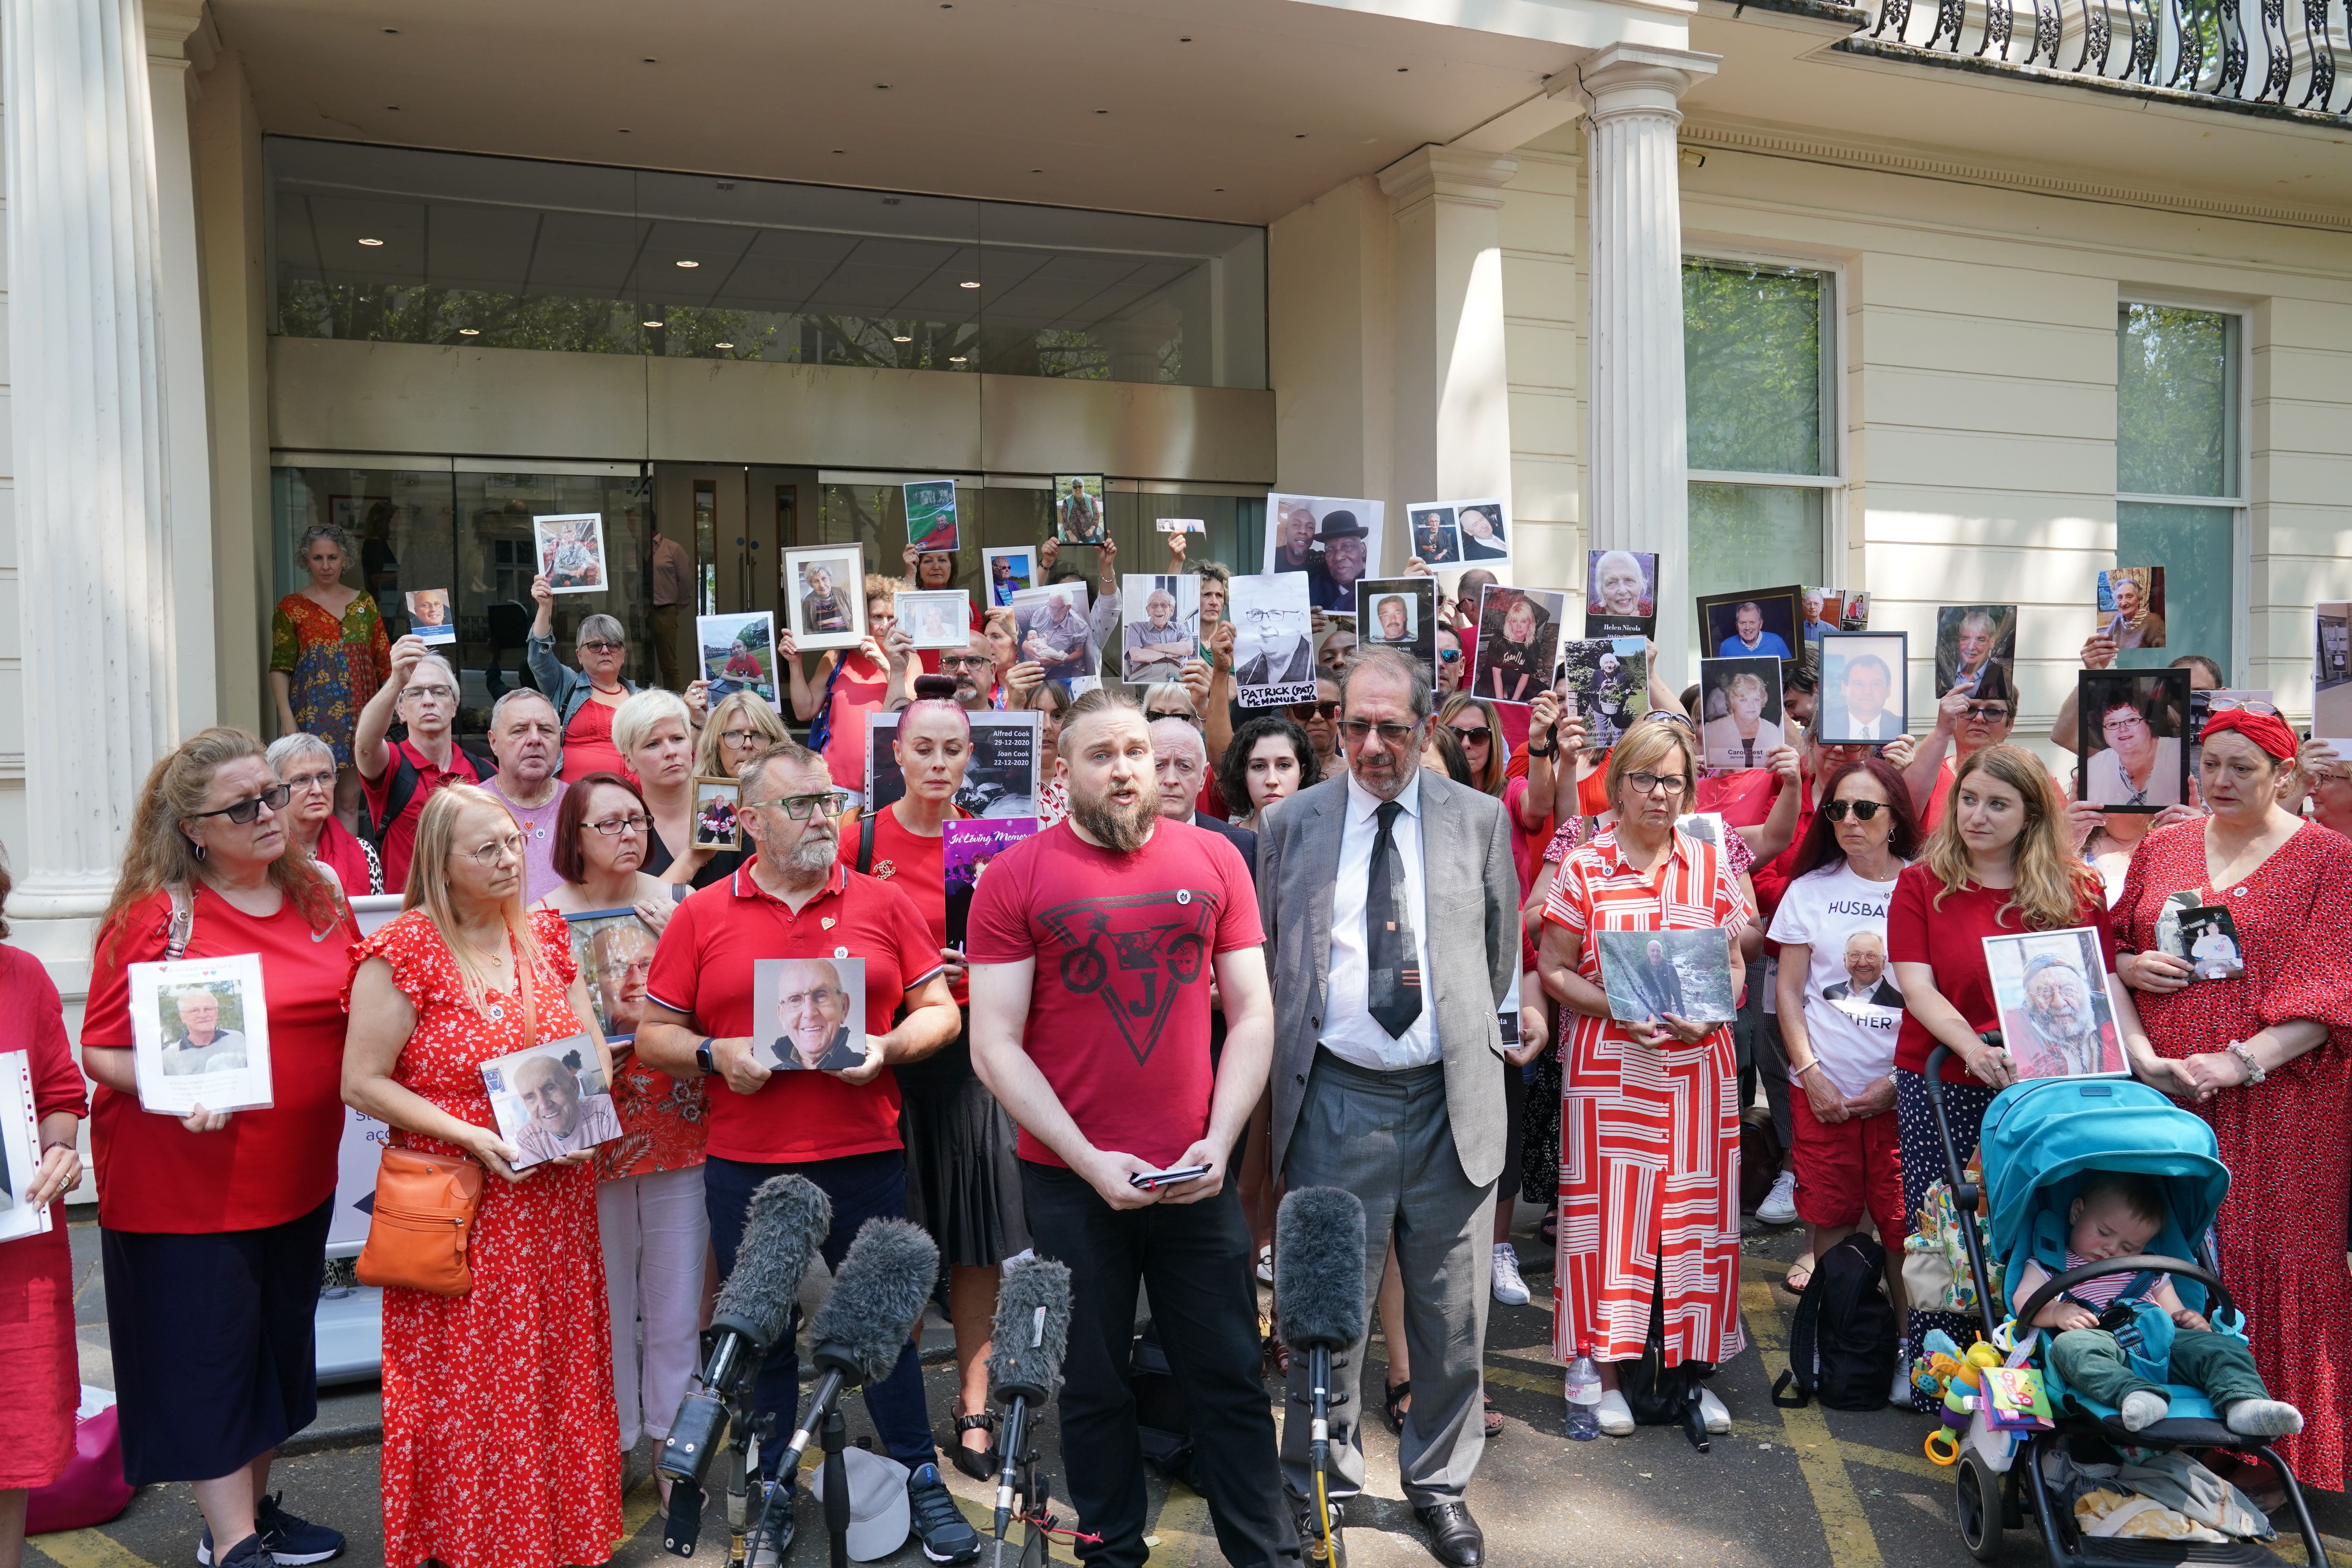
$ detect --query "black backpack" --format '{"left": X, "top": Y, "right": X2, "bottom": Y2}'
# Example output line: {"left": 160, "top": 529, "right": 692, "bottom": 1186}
{"left": 367, "top": 738, "right": 494, "bottom": 852}
{"left": 1129, "top": 1323, "right": 1203, "bottom": 1488}
{"left": 1772, "top": 1233, "right": 1899, "bottom": 1411}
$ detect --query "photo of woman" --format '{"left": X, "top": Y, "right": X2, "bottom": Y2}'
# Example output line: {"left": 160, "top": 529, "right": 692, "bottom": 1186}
{"left": 1474, "top": 586, "right": 1564, "bottom": 706}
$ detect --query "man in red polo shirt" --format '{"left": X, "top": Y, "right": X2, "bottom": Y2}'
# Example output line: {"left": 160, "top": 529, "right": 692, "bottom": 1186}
{"left": 353, "top": 637, "right": 491, "bottom": 891}
{"left": 968, "top": 688, "right": 1295, "bottom": 1568}
{"left": 636, "top": 740, "right": 975, "bottom": 1565}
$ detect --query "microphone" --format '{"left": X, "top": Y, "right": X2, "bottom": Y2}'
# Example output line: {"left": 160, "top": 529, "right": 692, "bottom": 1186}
{"left": 1276, "top": 1187, "right": 1367, "bottom": 1563}
{"left": 657, "top": 1175, "right": 830, "bottom": 1554}
{"left": 780, "top": 1217, "right": 939, "bottom": 1468}
{"left": 984, "top": 1258, "right": 1072, "bottom": 1548}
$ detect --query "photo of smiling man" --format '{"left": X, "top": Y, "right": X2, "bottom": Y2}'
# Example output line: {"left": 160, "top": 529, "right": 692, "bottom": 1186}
{"left": 759, "top": 956, "right": 870, "bottom": 1072}
{"left": 486, "top": 1046, "right": 624, "bottom": 1169}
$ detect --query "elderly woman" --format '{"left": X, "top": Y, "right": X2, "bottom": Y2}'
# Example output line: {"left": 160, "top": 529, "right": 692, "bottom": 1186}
{"left": 1539, "top": 718, "right": 1749, "bottom": 1436}
{"left": 615, "top": 689, "right": 742, "bottom": 889}
{"left": 1591, "top": 550, "right": 1651, "bottom": 621}
{"left": 695, "top": 688, "right": 789, "bottom": 781}
{"left": 1703, "top": 670, "right": 1784, "bottom": 773}
{"left": 526, "top": 577, "right": 639, "bottom": 783}
{"left": 1217, "top": 716, "right": 1321, "bottom": 833}
{"left": 783, "top": 574, "right": 919, "bottom": 812}
{"left": 82, "top": 730, "right": 356, "bottom": 1568}
{"left": 268, "top": 732, "right": 383, "bottom": 894}
{"left": 0, "top": 845, "right": 89, "bottom": 1568}
{"left": 344, "top": 786, "right": 622, "bottom": 1568}
{"left": 270, "top": 522, "right": 391, "bottom": 818}
{"left": 2085, "top": 690, "right": 2182, "bottom": 809}
{"left": 2112, "top": 708, "right": 2352, "bottom": 1495}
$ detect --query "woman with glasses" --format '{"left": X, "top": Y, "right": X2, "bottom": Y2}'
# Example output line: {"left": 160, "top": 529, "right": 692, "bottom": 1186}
{"left": 1903, "top": 664, "right": 2023, "bottom": 831}
{"left": 343, "top": 785, "right": 624, "bottom": 1568}
{"left": 354, "top": 639, "right": 496, "bottom": 893}
{"left": 1763, "top": 757, "right": 1922, "bottom": 1405}
{"left": 2109, "top": 708, "right": 2352, "bottom": 1495}
{"left": 81, "top": 730, "right": 358, "bottom": 1568}
{"left": 268, "top": 731, "right": 383, "bottom": 894}
{"left": 786, "top": 573, "right": 920, "bottom": 813}
{"left": 616, "top": 690, "right": 743, "bottom": 889}
{"left": 1539, "top": 718, "right": 1750, "bottom": 1437}
{"left": 693, "top": 689, "right": 789, "bottom": 781}
{"left": 270, "top": 521, "right": 391, "bottom": 822}
{"left": 526, "top": 578, "right": 640, "bottom": 784}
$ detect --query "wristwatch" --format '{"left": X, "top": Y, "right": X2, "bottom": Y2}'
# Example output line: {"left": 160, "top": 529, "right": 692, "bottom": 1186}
{"left": 695, "top": 1038, "right": 717, "bottom": 1076}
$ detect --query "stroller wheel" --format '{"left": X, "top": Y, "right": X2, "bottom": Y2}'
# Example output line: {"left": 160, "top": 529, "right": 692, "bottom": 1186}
{"left": 1956, "top": 1451, "right": 2004, "bottom": 1563}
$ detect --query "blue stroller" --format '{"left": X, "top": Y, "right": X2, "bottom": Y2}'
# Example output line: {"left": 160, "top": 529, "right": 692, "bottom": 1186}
{"left": 1921, "top": 1043, "right": 2328, "bottom": 1566}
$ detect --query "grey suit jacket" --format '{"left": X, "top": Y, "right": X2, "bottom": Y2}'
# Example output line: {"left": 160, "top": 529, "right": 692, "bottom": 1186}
{"left": 1258, "top": 768, "right": 1519, "bottom": 1188}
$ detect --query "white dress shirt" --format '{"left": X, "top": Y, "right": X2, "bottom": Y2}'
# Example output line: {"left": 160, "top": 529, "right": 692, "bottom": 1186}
{"left": 1322, "top": 770, "right": 1439, "bottom": 1071}
{"left": 1844, "top": 708, "right": 1895, "bottom": 741}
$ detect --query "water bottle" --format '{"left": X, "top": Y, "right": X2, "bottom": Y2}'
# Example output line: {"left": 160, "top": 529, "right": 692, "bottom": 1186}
{"left": 1563, "top": 1345, "right": 1603, "bottom": 1440}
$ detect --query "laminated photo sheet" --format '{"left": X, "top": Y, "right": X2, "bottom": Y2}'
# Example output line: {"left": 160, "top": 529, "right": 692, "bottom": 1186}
{"left": 0, "top": 1051, "right": 50, "bottom": 1243}
{"left": 944, "top": 818, "right": 1039, "bottom": 951}
{"left": 865, "top": 709, "right": 1043, "bottom": 818}
{"left": 1227, "top": 572, "right": 1317, "bottom": 708}
{"left": 128, "top": 953, "right": 274, "bottom": 1116}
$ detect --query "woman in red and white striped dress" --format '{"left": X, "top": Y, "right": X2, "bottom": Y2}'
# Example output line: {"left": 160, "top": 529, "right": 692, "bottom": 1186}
{"left": 1538, "top": 715, "right": 1749, "bottom": 1437}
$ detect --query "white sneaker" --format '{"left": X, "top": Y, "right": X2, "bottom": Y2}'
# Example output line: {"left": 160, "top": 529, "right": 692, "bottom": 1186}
{"left": 1491, "top": 1243, "right": 1531, "bottom": 1306}
{"left": 1757, "top": 1169, "right": 1799, "bottom": 1225}
{"left": 1596, "top": 1390, "right": 1635, "bottom": 1436}
{"left": 1892, "top": 1366, "right": 1916, "bottom": 1406}
{"left": 1697, "top": 1386, "right": 1731, "bottom": 1434}
{"left": 1256, "top": 1245, "right": 1274, "bottom": 1285}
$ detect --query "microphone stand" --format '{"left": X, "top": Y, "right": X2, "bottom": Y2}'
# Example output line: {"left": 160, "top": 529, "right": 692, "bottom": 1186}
{"left": 780, "top": 1350, "right": 860, "bottom": 1568}
{"left": 1307, "top": 1343, "right": 1335, "bottom": 1561}
{"left": 989, "top": 1393, "right": 1049, "bottom": 1568}
{"left": 820, "top": 1408, "right": 850, "bottom": 1568}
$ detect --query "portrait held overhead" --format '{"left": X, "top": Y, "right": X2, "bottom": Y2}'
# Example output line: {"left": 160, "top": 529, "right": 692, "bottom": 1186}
{"left": 1698, "top": 586, "right": 1802, "bottom": 661}
{"left": 902, "top": 477, "right": 960, "bottom": 554}
{"left": 2098, "top": 566, "right": 2168, "bottom": 650}
{"left": 1120, "top": 573, "right": 1200, "bottom": 684}
{"left": 1453, "top": 499, "right": 1509, "bottom": 562}
{"left": 1406, "top": 503, "right": 1459, "bottom": 564}
{"left": 1053, "top": 474, "right": 1106, "bottom": 544}
{"left": 2077, "top": 668, "right": 2190, "bottom": 810}
{"left": 754, "top": 956, "right": 869, "bottom": 1073}
{"left": 1815, "top": 632, "right": 1910, "bottom": 744}
{"left": 1799, "top": 588, "right": 1841, "bottom": 646}
{"left": 982, "top": 545, "right": 1037, "bottom": 607}
{"left": 404, "top": 589, "right": 455, "bottom": 646}
{"left": 1586, "top": 549, "right": 1658, "bottom": 639}
{"left": 1472, "top": 584, "right": 1565, "bottom": 706}
{"left": 1009, "top": 583, "right": 1097, "bottom": 682}
{"left": 480, "top": 1037, "right": 624, "bottom": 1169}
{"left": 2315, "top": 601, "right": 2352, "bottom": 752}
{"left": 1982, "top": 928, "right": 2125, "bottom": 1079}
{"left": 894, "top": 590, "right": 974, "bottom": 650}
{"left": 1594, "top": 929, "right": 1738, "bottom": 1027}
{"left": 1356, "top": 577, "right": 1436, "bottom": 677}
{"left": 1264, "top": 492, "right": 1384, "bottom": 613}
{"left": 1227, "top": 571, "right": 1317, "bottom": 706}
{"left": 697, "top": 610, "right": 779, "bottom": 706}
{"left": 1556, "top": 637, "right": 1648, "bottom": 750}
{"left": 1698, "top": 656, "right": 1785, "bottom": 772}
{"left": 534, "top": 512, "right": 607, "bottom": 593}
{"left": 1934, "top": 604, "right": 2016, "bottom": 697}
{"left": 783, "top": 543, "right": 867, "bottom": 650}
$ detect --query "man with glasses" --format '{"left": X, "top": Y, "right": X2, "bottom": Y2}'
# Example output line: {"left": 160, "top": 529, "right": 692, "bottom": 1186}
{"left": 353, "top": 637, "right": 493, "bottom": 892}
{"left": 938, "top": 632, "right": 1000, "bottom": 711}
{"left": 1257, "top": 648, "right": 1519, "bottom": 1567}
{"left": 634, "top": 740, "right": 975, "bottom": 1566}
{"left": 481, "top": 689, "right": 569, "bottom": 903}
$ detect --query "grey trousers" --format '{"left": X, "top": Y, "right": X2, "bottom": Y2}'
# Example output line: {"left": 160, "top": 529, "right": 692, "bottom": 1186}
{"left": 1281, "top": 1049, "right": 1494, "bottom": 1508}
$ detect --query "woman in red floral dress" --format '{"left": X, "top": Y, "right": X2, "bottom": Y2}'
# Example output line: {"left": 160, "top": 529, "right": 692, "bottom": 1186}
{"left": 2112, "top": 709, "right": 2352, "bottom": 1494}
{"left": 343, "top": 785, "right": 623, "bottom": 1568}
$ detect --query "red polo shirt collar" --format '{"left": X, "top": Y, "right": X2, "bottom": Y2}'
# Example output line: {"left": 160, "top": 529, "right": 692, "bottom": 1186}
{"left": 730, "top": 855, "right": 849, "bottom": 909}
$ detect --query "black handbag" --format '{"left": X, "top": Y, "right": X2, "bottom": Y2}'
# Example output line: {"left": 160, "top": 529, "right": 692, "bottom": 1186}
{"left": 1620, "top": 1278, "right": 1714, "bottom": 1450}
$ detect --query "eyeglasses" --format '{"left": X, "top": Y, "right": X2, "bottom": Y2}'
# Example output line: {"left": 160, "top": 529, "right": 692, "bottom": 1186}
{"left": 718, "top": 729, "right": 765, "bottom": 748}
{"left": 1820, "top": 799, "right": 1887, "bottom": 823}
{"left": 579, "top": 639, "right": 624, "bottom": 655}
{"left": 938, "top": 654, "right": 993, "bottom": 671}
{"left": 189, "top": 782, "right": 292, "bottom": 825}
{"left": 747, "top": 790, "right": 852, "bottom": 820}
{"left": 2208, "top": 697, "right": 2282, "bottom": 716}
{"left": 1337, "top": 718, "right": 1423, "bottom": 747}
{"left": 1625, "top": 771, "right": 1689, "bottom": 796}
{"left": 281, "top": 769, "right": 336, "bottom": 793}
{"left": 1639, "top": 710, "right": 1698, "bottom": 733}
{"left": 1962, "top": 704, "right": 2013, "bottom": 722}
{"left": 464, "top": 833, "right": 526, "bottom": 866}
{"left": 1448, "top": 724, "right": 1492, "bottom": 745}
{"left": 1287, "top": 701, "right": 1339, "bottom": 719}
{"left": 401, "top": 684, "right": 459, "bottom": 704}
{"left": 587, "top": 813, "right": 652, "bottom": 837}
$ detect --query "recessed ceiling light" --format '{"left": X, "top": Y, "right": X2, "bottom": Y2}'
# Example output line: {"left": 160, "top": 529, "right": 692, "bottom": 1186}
{"left": 642, "top": 319, "right": 664, "bottom": 328}
{"left": 1031, "top": 168, "right": 1043, "bottom": 173}
{"left": 358, "top": 237, "right": 385, "bottom": 246}
{"left": 714, "top": 341, "right": 734, "bottom": 349}
{"left": 960, "top": 280, "right": 980, "bottom": 289}
{"left": 893, "top": 334, "right": 913, "bottom": 343}
{"left": 949, "top": 356, "right": 967, "bottom": 363}
{"left": 675, "top": 259, "right": 699, "bottom": 268}
{"left": 1095, "top": 109, "right": 1109, "bottom": 115}
{"left": 1213, "top": 187, "right": 1225, "bottom": 192}
{"left": 1294, "top": 133, "right": 1307, "bottom": 139}
{"left": 875, "top": 83, "right": 892, "bottom": 90}
{"left": 457, "top": 327, "right": 480, "bottom": 336}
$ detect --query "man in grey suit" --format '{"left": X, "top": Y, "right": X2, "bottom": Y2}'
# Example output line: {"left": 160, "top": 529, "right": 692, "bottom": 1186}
{"left": 1258, "top": 647, "right": 1517, "bottom": 1568}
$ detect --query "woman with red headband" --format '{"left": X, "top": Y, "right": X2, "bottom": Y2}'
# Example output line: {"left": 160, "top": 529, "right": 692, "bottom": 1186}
{"left": 2113, "top": 704, "right": 2352, "bottom": 1501}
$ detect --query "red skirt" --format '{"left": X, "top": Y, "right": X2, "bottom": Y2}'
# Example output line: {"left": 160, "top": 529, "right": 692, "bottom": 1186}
{"left": 0, "top": 1209, "right": 81, "bottom": 1488}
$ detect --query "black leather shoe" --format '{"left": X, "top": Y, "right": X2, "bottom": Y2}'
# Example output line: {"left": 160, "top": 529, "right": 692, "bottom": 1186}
{"left": 1292, "top": 1493, "right": 1346, "bottom": 1566}
{"left": 1414, "top": 1501, "right": 1485, "bottom": 1568}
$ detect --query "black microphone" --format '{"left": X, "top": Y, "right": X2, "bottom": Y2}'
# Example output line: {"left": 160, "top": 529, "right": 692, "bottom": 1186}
{"left": 1276, "top": 1187, "right": 1367, "bottom": 1561}
{"left": 657, "top": 1175, "right": 830, "bottom": 1554}
{"left": 984, "top": 1257, "right": 1072, "bottom": 1548}
{"left": 780, "top": 1217, "right": 939, "bottom": 1468}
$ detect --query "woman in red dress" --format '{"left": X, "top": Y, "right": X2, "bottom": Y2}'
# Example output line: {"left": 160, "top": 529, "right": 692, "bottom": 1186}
{"left": 343, "top": 785, "right": 623, "bottom": 1568}
{"left": 2113, "top": 708, "right": 2352, "bottom": 1495}
{"left": 0, "top": 849, "right": 90, "bottom": 1568}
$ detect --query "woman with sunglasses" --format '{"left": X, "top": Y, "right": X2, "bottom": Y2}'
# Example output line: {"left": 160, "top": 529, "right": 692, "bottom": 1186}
{"left": 526, "top": 579, "right": 640, "bottom": 784}
{"left": 81, "top": 730, "right": 358, "bottom": 1568}
{"left": 269, "top": 731, "right": 383, "bottom": 894}
{"left": 1763, "top": 757, "right": 1921, "bottom": 1405}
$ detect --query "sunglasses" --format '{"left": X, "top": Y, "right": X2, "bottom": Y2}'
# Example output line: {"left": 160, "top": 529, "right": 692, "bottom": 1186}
{"left": 1819, "top": 799, "right": 1887, "bottom": 823}
{"left": 1962, "top": 704, "right": 2012, "bottom": 722}
{"left": 1287, "top": 701, "right": 1340, "bottom": 719}
{"left": 1448, "top": 724, "right": 1492, "bottom": 745}
{"left": 189, "top": 782, "right": 292, "bottom": 825}
{"left": 1438, "top": 648, "right": 1463, "bottom": 664}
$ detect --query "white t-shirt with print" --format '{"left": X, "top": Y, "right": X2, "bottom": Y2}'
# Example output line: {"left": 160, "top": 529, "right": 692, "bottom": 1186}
{"left": 1765, "top": 860, "right": 1907, "bottom": 1097}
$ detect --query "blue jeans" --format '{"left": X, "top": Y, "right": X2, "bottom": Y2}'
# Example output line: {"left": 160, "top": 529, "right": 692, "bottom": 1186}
{"left": 704, "top": 1150, "right": 935, "bottom": 1475}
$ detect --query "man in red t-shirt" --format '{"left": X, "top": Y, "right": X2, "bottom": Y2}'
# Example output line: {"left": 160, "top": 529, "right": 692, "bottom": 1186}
{"left": 967, "top": 688, "right": 1293, "bottom": 1568}
{"left": 635, "top": 740, "right": 976, "bottom": 1564}
{"left": 353, "top": 637, "right": 491, "bottom": 892}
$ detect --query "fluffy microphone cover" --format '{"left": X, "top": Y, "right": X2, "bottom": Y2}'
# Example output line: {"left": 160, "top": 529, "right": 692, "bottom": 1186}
{"left": 985, "top": 1256, "right": 1072, "bottom": 1405}
{"left": 713, "top": 1174, "right": 832, "bottom": 1350}
{"left": 1276, "top": 1186, "right": 1368, "bottom": 1351}
{"left": 809, "top": 1218, "right": 940, "bottom": 1386}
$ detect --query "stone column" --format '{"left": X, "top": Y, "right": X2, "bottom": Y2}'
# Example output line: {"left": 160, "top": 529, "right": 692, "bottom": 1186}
{"left": 3, "top": 0, "right": 183, "bottom": 960}
{"left": 1378, "top": 147, "right": 1518, "bottom": 576}
{"left": 1583, "top": 43, "right": 1718, "bottom": 676}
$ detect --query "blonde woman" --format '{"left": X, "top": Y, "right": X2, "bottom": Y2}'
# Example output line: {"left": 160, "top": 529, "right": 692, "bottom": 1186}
{"left": 615, "top": 688, "right": 742, "bottom": 889}
{"left": 343, "top": 785, "right": 622, "bottom": 1568}
{"left": 694, "top": 688, "right": 789, "bottom": 781}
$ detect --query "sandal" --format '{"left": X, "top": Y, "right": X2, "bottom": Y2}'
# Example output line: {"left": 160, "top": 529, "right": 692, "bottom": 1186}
{"left": 1383, "top": 1381, "right": 1411, "bottom": 1436}
{"left": 1538, "top": 1208, "right": 1559, "bottom": 1247}
{"left": 1483, "top": 1393, "right": 1504, "bottom": 1440}
{"left": 1783, "top": 1253, "right": 1815, "bottom": 1294}
{"left": 949, "top": 1409, "right": 1000, "bottom": 1481}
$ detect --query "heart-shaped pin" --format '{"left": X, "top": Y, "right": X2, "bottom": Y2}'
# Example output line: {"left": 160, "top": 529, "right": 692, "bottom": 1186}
{"left": 822, "top": 916, "right": 837, "bottom": 929}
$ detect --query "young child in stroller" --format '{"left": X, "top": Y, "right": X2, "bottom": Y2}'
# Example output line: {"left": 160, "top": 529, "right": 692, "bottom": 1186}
{"left": 2010, "top": 1170, "right": 2301, "bottom": 1439}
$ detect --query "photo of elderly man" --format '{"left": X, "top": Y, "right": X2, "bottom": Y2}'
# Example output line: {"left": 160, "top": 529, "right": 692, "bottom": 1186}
{"left": 158, "top": 988, "right": 248, "bottom": 1076}
{"left": 511, "top": 1053, "right": 624, "bottom": 1166}
{"left": 766, "top": 957, "right": 867, "bottom": 1072}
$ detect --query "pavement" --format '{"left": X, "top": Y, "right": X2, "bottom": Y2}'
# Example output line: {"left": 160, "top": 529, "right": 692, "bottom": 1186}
{"left": 26, "top": 1213, "right": 2352, "bottom": 1568}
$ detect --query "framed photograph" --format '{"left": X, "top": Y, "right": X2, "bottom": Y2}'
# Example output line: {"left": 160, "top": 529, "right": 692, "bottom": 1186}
{"left": 534, "top": 512, "right": 608, "bottom": 594}
{"left": 1471, "top": 584, "right": 1566, "bottom": 707}
{"left": 1594, "top": 928, "right": 1737, "bottom": 1027}
{"left": 698, "top": 610, "right": 779, "bottom": 706}
{"left": 895, "top": 590, "right": 973, "bottom": 651}
{"left": 2076, "top": 668, "right": 2190, "bottom": 812}
{"left": 1587, "top": 550, "right": 1659, "bottom": 639}
{"left": 866, "top": 709, "right": 1043, "bottom": 818}
{"left": 1557, "top": 637, "right": 1648, "bottom": 751}
{"left": 0, "top": 1051, "right": 49, "bottom": 1243}
{"left": 1982, "top": 927, "right": 2125, "bottom": 1079}
{"left": 563, "top": 909, "right": 659, "bottom": 1046}
{"left": 1699, "top": 656, "right": 1787, "bottom": 772}
{"left": 2096, "top": 567, "right": 2167, "bottom": 650}
{"left": 983, "top": 546, "right": 1038, "bottom": 608}
{"left": 481, "top": 1035, "right": 620, "bottom": 1169}
{"left": 1934, "top": 605, "right": 2016, "bottom": 698}
{"left": 1697, "top": 586, "right": 1802, "bottom": 662}
{"left": 693, "top": 777, "right": 742, "bottom": 850}
{"left": 944, "top": 818, "right": 1039, "bottom": 951}
{"left": 784, "top": 544, "right": 868, "bottom": 652}
{"left": 1357, "top": 577, "right": 1436, "bottom": 678}
{"left": 1227, "top": 572, "right": 1317, "bottom": 708}
{"left": 1841, "top": 593, "right": 1871, "bottom": 632}
{"left": 1816, "top": 632, "right": 1910, "bottom": 745}
{"left": 1800, "top": 588, "right": 1842, "bottom": 648}
{"left": 1265, "top": 494, "right": 1384, "bottom": 615}
{"left": 1406, "top": 504, "right": 1460, "bottom": 566}
{"left": 1121, "top": 574, "right": 1200, "bottom": 685}
{"left": 1053, "top": 474, "right": 1107, "bottom": 545}
{"left": 405, "top": 589, "right": 457, "bottom": 646}
{"left": 754, "top": 957, "right": 869, "bottom": 1073}
{"left": 1154, "top": 517, "right": 1205, "bottom": 534}
{"left": 903, "top": 478, "right": 961, "bottom": 554}
{"left": 1454, "top": 499, "right": 1509, "bottom": 563}
{"left": 128, "top": 954, "right": 272, "bottom": 1115}
{"left": 1009, "top": 583, "right": 1096, "bottom": 682}
{"left": 2316, "top": 603, "right": 2352, "bottom": 755}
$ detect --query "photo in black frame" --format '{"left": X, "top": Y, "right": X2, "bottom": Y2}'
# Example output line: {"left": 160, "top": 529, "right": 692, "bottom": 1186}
{"left": 1696, "top": 584, "right": 1803, "bottom": 663}
{"left": 1814, "top": 631, "right": 1910, "bottom": 746}
{"left": 2075, "top": 667, "right": 2190, "bottom": 813}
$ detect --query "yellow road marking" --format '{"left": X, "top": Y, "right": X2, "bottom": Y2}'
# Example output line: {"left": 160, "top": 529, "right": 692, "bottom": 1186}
{"left": 1742, "top": 1274, "right": 1885, "bottom": 1566}
{"left": 27, "top": 1531, "right": 157, "bottom": 1568}
{"left": 621, "top": 1475, "right": 663, "bottom": 1539}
